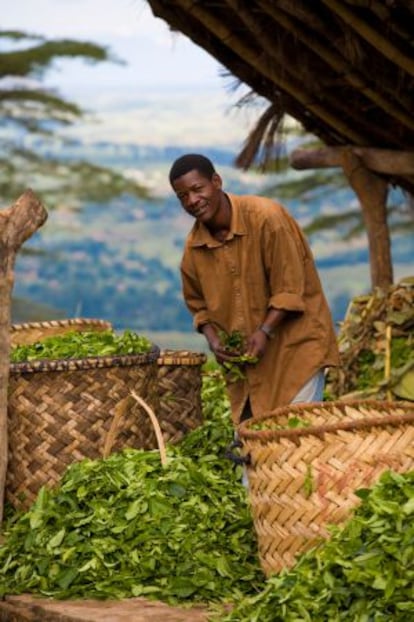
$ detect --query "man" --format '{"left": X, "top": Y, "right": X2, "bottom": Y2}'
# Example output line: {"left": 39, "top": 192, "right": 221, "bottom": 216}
{"left": 169, "top": 153, "right": 339, "bottom": 425}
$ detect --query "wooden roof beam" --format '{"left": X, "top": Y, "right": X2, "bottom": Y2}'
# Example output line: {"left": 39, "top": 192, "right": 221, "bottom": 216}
{"left": 320, "top": 0, "right": 414, "bottom": 77}
{"left": 147, "top": 0, "right": 343, "bottom": 147}
{"left": 170, "top": 0, "right": 372, "bottom": 145}
{"left": 256, "top": 0, "right": 414, "bottom": 132}
{"left": 259, "top": 0, "right": 413, "bottom": 112}
{"left": 223, "top": 0, "right": 410, "bottom": 146}
{"left": 292, "top": 146, "right": 395, "bottom": 288}
{"left": 290, "top": 145, "right": 414, "bottom": 176}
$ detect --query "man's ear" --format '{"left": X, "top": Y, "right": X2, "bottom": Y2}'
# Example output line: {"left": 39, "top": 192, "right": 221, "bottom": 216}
{"left": 212, "top": 172, "right": 223, "bottom": 189}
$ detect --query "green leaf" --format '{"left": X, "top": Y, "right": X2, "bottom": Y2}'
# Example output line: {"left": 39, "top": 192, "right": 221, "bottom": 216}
{"left": 48, "top": 529, "right": 65, "bottom": 549}
{"left": 57, "top": 567, "right": 79, "bottom": 590}
{"left": 125, "top": 500, "right": 142, "bottom": 521}
{"left": 392, "top": 365, "right": 414, "bottom": 401}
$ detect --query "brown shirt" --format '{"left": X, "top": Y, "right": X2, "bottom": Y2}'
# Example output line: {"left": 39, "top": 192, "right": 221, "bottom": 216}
{"left": 180, "top": 193, "right": 340, "bottom": 424}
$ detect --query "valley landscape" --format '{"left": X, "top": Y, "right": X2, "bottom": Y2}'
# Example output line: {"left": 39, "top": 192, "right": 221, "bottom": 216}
{"left": 13, "top": 140, "right": 414, "bottom": 352}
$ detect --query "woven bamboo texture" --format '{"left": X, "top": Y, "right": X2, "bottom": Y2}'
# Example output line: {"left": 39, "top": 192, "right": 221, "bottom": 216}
{"left": 238, "top": 400, "right": 414, "bottom": 576}
{"left": 7, "top": 346, "right": 160, "bottom": 509}
{"left": 10, "top": 318, "right": 112, "bottom": 347}
{"left": 156, "top": 350, "right": 206, "bottom": 444}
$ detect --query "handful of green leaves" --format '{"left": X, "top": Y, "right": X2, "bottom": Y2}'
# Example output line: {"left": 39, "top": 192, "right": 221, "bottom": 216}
{"left": 10, "top": 329, "right": 152, "bottom": 363}
{"left": 219, "top": 330, "right": 258, "bottom": 382}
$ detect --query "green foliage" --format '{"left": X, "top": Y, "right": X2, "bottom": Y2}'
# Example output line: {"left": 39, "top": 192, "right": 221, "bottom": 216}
{"left": 0, "top": 30, "right": 148, "bottom": 206}
{"left": 266, "top": 170, "right": 347, "bottom": 201}
{"left": 219, "top": 330, "right": 246, "bottom": 354}
{"left": 326, "top": 279, "right": 414, "bottom": 400}
{"left": 303, "top": 208, "right": 361, "bottom": 237}
{"left": 10, "top": 330, "right": 153, "bottom": 362}
{"left": 0, "top": 368, "right": 263, "bottom": 604}
{"left": 218, "top": 330, "right": 258, "bottom": 382}
{"left": 178, "top": 365, "right": 235, "bottom": 460}
{"left": 1, "top": 37, "right": 116, "bottom": 77}
{"left": 216, "top": 470, "right": 414, "bottom": 621}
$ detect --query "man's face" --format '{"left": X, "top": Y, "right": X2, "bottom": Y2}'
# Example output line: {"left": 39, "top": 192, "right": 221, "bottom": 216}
{"left": 172, "top": 169, "right": 222, "bottom": 224}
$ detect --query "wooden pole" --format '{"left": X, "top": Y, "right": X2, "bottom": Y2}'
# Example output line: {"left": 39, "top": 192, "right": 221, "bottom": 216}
{"left": 340, "top": 149, "right": 393, "bottom": 289}
{"left": 290, "top": 145, "right": 399, "bottom": 289}
{"left": 0, "top": 189, "right": 47, "bottom": 523}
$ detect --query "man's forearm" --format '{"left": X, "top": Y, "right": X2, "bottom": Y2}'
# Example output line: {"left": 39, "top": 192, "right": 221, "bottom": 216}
{"left": 199, "top": 322, "right": 217, "bottom": 343}
{"left": 259, "top": 308, "right": 288, "bottom": 338}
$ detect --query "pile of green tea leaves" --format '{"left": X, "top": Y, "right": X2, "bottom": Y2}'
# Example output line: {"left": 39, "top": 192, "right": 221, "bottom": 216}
{"left": 178, "top": 363, "right": 236, "bottom": 460}
{"left": 326, "top": 276, "right": 414, "bottom": 401}
{"left": 214, "top": 469, "right": 414, "bottom": 621}
{"left": 0, "top": 366, "right": 264, "bottom": 604}
{"left": 10, "top": 329, "right": 152, "bottom": 363}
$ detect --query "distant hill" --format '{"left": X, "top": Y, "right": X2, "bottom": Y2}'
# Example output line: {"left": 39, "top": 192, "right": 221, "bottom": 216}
{"left": 11, "top": 139, "right": 414, "bottom": 343}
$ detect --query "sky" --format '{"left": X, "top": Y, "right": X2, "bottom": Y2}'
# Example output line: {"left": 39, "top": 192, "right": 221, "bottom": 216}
{"left": 2, "top": 0, "right": 262, "bottom": 146}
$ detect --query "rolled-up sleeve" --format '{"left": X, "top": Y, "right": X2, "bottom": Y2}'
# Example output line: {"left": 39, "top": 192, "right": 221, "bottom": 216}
{"left": 265, "top": 219, "right": 306, "bottom": 313}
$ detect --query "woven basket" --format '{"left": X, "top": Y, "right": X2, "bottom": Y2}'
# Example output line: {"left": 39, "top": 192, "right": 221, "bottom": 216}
{"left": 156, "top": 350, "right": 207, "bottom": 444}
{"left": 238, "top": 400, "right": 414, "bottom": 576}
{"left": 7, "top": 345, "right": 160, "bottom": 509}
{"left": 10, "top": 318, "right": 112, "bottom": 347}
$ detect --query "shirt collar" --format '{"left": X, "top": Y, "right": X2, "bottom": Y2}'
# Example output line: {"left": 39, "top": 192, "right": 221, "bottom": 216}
{"left": 188, "top": 193, "right": 248, "bottom": 248}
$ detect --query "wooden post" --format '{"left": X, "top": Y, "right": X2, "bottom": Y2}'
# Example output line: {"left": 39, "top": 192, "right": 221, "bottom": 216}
{"left": 340, "top": 149, "right": 393, "bottom": 288}
{"left": 0, "top": 190, "right": 47, "bottom": 523}
{"left": 289, "top": 145, "right": 405, "bottom": 289}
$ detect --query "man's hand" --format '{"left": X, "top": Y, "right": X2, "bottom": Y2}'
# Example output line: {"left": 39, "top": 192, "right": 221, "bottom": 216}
{"left": 201, "top": 324, "right": 245, "bottom": 364}
{"left": 246, "top": 329, "right": 268, "bottom": 360}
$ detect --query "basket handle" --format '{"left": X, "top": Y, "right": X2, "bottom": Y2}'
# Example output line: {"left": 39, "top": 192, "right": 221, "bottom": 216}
{"left": 224, "top": 439, "right": 251, "bottom": 466}
{"left": 102, "top": 392, "right": 167, "bottom": 468}
{"left": 130, "top": 390, "right": 167, "bottom": 467}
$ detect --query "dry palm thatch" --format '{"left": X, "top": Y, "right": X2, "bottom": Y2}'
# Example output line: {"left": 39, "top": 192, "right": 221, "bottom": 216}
{"left": 326, "top": 276, "right": 414, "bottom": 401}
{"left": 146, "top": 0, "right": 414, "bottom": 194}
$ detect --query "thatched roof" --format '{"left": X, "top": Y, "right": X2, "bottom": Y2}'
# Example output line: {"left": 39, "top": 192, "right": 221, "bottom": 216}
{"left": 146, "top": 0, "right": 414, "bottom": 194}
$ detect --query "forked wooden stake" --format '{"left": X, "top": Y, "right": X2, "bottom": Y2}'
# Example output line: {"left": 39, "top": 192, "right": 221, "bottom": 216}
{"left": 0, "top": 190, "right": 48, "bottom": 523}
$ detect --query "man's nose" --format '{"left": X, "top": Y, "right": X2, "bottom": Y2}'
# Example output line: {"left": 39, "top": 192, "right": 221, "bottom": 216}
{"left": 187, "top": 191, "right": 199, "bottom": 206}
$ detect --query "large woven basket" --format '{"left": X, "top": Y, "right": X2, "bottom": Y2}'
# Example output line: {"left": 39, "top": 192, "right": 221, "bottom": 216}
{"left": 10, "top": 317, "right": 112, "bottom": 347}
{"left": 7, "top": 345, "right": 160, "bottom": 510}
{"left": 238, "top": 400, "right": 414, "bottom": 576}
{"left": 156, "top": 350, "right": 207, "bottom": 444}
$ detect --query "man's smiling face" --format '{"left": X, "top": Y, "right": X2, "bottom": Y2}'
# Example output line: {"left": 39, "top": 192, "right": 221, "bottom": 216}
{"left": 172, "top": 169, "right": 223, "bottom": 224}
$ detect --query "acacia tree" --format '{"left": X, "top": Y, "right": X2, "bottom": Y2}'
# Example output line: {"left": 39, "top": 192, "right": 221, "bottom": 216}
{"left": 0, "top": 30, "right": 149, "bottom": 206}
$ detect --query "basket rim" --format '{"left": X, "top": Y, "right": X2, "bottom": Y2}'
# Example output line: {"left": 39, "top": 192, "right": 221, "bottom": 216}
{"left": 11, "top": 318, "right": 112, "bottom": 332}
{"left": 9, "top": 344, "right": 160, "bottom": 374}
{"left": 157, "top": 350, "right": 207, "bottom": 366}
{"left": 238, "top": 399, "right": 414, "bottom": 442}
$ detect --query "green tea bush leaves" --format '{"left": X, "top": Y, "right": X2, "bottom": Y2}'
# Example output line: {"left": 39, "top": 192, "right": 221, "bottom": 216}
{"left": 216, "top": 470, "right": 414, "bottom": 621}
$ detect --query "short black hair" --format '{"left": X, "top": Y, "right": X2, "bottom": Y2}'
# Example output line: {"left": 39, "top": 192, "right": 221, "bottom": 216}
{"left": 169, "top": 153, "right": 216, "bottom": 186}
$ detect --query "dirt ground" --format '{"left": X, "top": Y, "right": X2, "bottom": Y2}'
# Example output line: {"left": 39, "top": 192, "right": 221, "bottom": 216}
{"left": 0, "top": 594, "right": 211, "bottom": 622}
